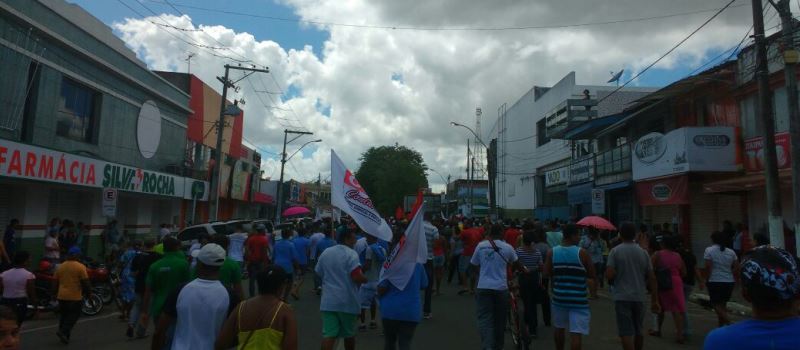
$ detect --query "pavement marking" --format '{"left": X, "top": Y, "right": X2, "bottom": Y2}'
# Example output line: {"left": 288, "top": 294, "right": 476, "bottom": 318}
{"left": 22, "top": 312, "right": 122, "bottom": 334}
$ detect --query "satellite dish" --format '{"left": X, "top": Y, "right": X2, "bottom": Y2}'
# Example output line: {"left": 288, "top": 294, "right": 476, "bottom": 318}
{"left": 607, "top": 69, "right": 624, "bottom": 84}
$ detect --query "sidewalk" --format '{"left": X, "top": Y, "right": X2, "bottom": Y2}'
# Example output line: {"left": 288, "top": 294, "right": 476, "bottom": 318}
{"left": 689, "top": 284, "right": 752, "bottom": 317}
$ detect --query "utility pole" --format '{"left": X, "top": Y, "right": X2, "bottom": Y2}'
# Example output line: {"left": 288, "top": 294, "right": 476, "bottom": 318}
{"left": 209, "top": 64, "right": 269, "bottom": 222}
{"left": 752, "top": 0, "right": 785, "bottom": 247}
{"left": 467, "top": 139, "right": 472, "bottom": 217}
{"left": 774, "top": 0, "right": 800, "bottom": 255}
{"left": 274, "top": 129, "right": 315, "bottom": 224}
{"left": 471, "top": 155, "right": 476, "bottom": 217}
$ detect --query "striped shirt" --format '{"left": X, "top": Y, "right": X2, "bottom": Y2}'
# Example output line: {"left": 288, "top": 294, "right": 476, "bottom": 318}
{"left": 515, "top": 247, "right": 543, "bottom": 271}
{"left": 551, "top": 245, "right": 588, "bottom": 309}
{"left": 423, "top": 221, "right": 439, "bottom": 260}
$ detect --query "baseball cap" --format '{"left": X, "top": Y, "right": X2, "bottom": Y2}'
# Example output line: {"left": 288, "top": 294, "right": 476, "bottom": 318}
{"left": 741, "top": 246, "right": 800, "bottom": 301}
{"left": 191, "top": 243, "right": 226, "bottom": 266}
{"left": 67, "top": 246, "right": 82, "bottom": 256}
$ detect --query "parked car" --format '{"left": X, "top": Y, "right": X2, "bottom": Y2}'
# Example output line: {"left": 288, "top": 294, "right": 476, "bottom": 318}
{"left": 177, "top": 222, "right": 229, "bottom": 249}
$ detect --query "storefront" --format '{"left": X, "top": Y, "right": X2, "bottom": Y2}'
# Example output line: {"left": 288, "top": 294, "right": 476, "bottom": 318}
{"left": 567, "top": 156, "right": 594, "bottom": 219}
{"left": 0, "top": 139, "right": 208, "bottom": 259}
{"left": 536, "top": 163, "right": 570, "bottom": 221}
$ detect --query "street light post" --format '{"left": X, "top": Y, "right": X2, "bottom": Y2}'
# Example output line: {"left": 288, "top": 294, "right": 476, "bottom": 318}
{"left": 274, "top": 129, "right": 319, "bottom": 224}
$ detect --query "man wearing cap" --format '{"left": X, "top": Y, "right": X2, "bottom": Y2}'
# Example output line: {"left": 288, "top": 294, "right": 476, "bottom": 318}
{"left": 152, "top": 243, "right": 238, "bottom": 350}
{"left": 703, "top": 246, "right": 800, "bottom": 350}
{"left": 53, "top": 247, "right": 90, "bottom": 344}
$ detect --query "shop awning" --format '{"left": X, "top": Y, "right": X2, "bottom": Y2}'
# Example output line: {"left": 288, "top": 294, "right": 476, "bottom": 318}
{"left": 595, "top": 180, "right": 632, "bottom": 191}
{"left": 568, "top": 182, "right": 593, "bottom": 204}
{"left": 703, "top": 169, "right": 792, "bottom": 193}
{"left": 562, "top": 113, "right": 625, "bottom": 140}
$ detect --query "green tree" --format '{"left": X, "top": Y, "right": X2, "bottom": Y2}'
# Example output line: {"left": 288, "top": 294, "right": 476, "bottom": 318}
{"left": 355, "top": 145, "right": 428, "bottom": 216}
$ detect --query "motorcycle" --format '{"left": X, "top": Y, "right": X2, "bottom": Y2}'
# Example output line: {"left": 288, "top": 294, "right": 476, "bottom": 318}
{"left": 83, "top": 259, "right": 116, "bottom": 305}
{"left": 27, "top": 263, "right": 104, "bottom": 318}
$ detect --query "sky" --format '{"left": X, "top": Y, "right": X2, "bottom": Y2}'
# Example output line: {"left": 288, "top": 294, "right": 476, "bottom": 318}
{"left": 68, "top": 0, "right": 789, "bottom": 193}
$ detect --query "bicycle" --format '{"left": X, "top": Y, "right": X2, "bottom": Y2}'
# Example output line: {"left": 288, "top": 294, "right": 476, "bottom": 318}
{"left": 507, "top": 278, "right": 530, "bottom": 350}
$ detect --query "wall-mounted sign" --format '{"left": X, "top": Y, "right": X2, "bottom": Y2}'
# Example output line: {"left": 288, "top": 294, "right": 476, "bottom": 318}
{"left": 632, "top": 127, "right": 737, "bottom": 181}
{"left": 102, "top": 188, "right": 117, "bottom": 217}
{"left": 744, "top": 132, "right": 791, "bottom": 173}
{"left": 545, "top": 167, "right": 569, "bottom": 187}
{"left": 591, "top": 189, "right": 605, "bottom": 214}
{"left": 635, "top": 175, "right": 689, "bottom": 206}
{"left": 570, "top": 157, "right": 594, "bottom": 184}
{"left": 0, "top": 139, "right": 209, "bottom": 200}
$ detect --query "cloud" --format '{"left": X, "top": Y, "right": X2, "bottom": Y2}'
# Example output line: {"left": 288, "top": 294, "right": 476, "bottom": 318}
{"left": 112, "top": 0, "right": 757, "bottom": 192}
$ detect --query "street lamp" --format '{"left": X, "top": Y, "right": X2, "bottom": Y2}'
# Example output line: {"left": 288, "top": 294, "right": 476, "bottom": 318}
{"left": 275, "top": 130, "right": 319, "bottom": 224}
{"left": 450, "top": 121, "right": 490, "bottom": 218}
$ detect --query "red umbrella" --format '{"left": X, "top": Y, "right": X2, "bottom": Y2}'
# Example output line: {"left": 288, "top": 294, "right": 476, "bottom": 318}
{"left": 282, "top": 206, "right": 311, "bottom": 217}
{"left": 576, "top": 216, "right": 616, "bottom": 231}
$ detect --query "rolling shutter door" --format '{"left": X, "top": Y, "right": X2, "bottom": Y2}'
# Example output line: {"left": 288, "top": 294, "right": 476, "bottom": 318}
{"left": 690, "top": 192, "right": 717, "bottom": 262}
{"left": 48, "top": 189, "right": 81, "bottom": 224}
{"left": 0, "top": 186, "right": 9, "bottom": 230}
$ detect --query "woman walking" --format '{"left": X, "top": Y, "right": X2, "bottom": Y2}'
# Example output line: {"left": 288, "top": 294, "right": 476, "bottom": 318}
{"left": 651, "top": 235, "right": 686, "bottom": 343}
{"left": 704, "top": 231, "right": 739, "bottom": 327}
{"left": 118, "top": 241, "right": 140, "bottom": 321}
{"left": 215, "top": 266, "right": 298, "bottom": 350}
{"left": 516, "top": 230, "right": 544, "bottom": 339}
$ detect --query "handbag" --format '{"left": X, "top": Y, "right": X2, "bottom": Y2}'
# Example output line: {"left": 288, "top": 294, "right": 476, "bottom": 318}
{"left": 654, "top": 252, "right": 673, "bottom": 291}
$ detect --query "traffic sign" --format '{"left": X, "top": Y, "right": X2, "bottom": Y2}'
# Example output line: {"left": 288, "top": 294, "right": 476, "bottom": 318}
{"left": 102, "top": 188, "right": 118, "bottom": 218}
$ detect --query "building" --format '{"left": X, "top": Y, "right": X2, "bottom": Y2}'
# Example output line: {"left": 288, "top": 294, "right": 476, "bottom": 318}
{"left": 0, "top": 0, "right": 208, "bottom": 259}
{"left": 489, "top": 72, "right": 655, "bottom": 219}
{"left": 155, "top": 71, "right": 262, "bottom": 224}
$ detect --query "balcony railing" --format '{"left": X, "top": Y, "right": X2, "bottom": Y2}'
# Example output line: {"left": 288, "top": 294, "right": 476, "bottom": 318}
{"left": 545, "top": 98, "right": 598, "bottom": 139}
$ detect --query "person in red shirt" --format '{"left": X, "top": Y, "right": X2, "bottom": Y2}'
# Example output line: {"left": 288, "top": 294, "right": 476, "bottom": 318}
{"left": 458, "top": 221, "right": 485, "bottom": 295}
{"left": 503, "top": 223, "right": 522, "bottom": 249}
{"left": 244, "top": 224, "right": 270, "bottom": 297}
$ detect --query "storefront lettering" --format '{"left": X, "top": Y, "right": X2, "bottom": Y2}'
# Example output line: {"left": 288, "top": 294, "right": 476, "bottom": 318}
{"left": 0, "top": 146, "right": 96, "bottom": 185}
{"left": 692, "top": 134, "right": 730, "bottom": 148}
{"left": 651, "top": 183, "right": 672, "bottom": 201}
{"left": 634, "top": 132, "right": 666, "bottom": 164}
{"left": 102, "top": 164, "right": 176, "bottom": 196}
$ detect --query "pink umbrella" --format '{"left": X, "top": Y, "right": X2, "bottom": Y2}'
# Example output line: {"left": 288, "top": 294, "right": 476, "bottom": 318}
{"left": 576, "top": 216, "right": 616, "bottom": 231}
{"left": 282, "top": 206, "right": 311, "bottom": 217}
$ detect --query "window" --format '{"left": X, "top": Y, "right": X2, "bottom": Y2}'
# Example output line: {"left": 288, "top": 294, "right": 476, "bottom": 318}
{"left": 596, "top": 143, "right": 631, "bottom": 177}
{"left": 536, "top": 119, "right": 550, "bottom": 146}
{"left": 739, "top": 91, "right": 792, "bottom": 140}
{"left": 57, "top": 78, "right": 98, "bottom": 143}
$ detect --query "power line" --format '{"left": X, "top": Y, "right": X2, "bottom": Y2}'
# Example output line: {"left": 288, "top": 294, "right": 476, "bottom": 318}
{"left": 596, "top": 0, "right": 738, "bottom": 106}
{"left": 145, "top": 0, "right": 749, "bottom": 32}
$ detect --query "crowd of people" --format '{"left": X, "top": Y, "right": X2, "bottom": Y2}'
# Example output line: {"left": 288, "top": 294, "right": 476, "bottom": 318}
{"left": 0, "top": 213, "right": 794, "bottom": 350}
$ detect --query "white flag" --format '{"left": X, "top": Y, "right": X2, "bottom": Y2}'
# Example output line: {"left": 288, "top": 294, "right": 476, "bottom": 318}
{"left": 330, "top": 150, "right": 392, "bottom": 241}
{"left": 379, "top": 203, "right": 428, "bottom": 290}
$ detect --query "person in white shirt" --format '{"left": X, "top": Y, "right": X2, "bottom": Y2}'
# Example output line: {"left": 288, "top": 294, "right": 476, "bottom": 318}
{"left": 43, "top": 231, "right": 60, "bottom": 262}
{"left": 227, "top": 224, "right": 248, "bottom": 270}
{"left": 471, "top": 223, "right": 525, "bottom": 350}
{"left": 422, "top": 213, "right": 439, "bottom": 319}
{"left": 152, "top": 243, "right": 236, "bottom": 350}
{"left": 158, "top": 224, "right": 171, "bottom": 241}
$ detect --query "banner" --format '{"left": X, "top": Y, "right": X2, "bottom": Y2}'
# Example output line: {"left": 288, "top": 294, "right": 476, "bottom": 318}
{"left": 635, "top": 175, "right": 689, "bottom": 206}
{"left": 330, "top": 150, "right": 392, "bottom": 241}
{"left": 380, "top": 202, "right": 428, "bottom": 290}
{"left": 744, "top": 132, "right": 791, "bottom": 172}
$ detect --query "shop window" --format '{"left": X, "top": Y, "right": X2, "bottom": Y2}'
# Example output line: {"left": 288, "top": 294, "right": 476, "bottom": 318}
{"left": 596, "top": 143, "right": 631, "bottom": 177}
{"left": 57, "top": 78, "right": 99, "bottom": 143}
{"left": 536, "top": 119, "right": 550, "bottom": 146}
{"left": 739, "top": 91, "right": 791, "bottom": 139}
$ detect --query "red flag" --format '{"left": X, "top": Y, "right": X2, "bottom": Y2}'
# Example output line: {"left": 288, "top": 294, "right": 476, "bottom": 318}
{"left": 407, "top": 190, "right": 424, "bottom": 220}
{"left": 395, "top": 206, "right": 404, "bottom": 220}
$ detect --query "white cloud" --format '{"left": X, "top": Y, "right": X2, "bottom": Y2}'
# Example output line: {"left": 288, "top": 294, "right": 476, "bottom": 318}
{"left": 112, "top": 0, "right": 757, "bottom": 193}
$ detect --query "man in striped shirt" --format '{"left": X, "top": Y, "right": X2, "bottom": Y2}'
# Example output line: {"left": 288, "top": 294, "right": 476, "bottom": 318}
{"left": 544, "top": 224, "right": 597, "bottom": 350}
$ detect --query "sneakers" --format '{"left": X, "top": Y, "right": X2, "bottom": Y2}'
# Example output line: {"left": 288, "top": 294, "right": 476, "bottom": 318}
{"left": 423, "top": 313, "right": 432, "bottom": 320}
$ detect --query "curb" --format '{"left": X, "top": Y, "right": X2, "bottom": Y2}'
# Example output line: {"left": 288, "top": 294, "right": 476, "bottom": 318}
{"left": 689, "top": 293, "right": 751, "bottom": 317}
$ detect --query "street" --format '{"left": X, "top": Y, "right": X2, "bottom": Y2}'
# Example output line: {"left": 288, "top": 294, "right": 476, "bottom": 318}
{"left": 21, "top": 276, "right": 737, "bottom": 349}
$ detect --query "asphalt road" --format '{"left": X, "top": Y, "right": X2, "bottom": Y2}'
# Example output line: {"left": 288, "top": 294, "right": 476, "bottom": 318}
{"left": 21, "top": 276, "right": 737, "bottom": 349}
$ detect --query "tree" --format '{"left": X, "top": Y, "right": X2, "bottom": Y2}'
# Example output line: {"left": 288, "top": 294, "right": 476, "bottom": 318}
{"left": 355, "top": 145, "right": 428, "bottom": 216}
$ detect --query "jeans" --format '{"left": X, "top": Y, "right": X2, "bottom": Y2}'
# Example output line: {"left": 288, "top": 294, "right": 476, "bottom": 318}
{"left": 518, "top": 271, "right": 541, "bottom": 334}
{"left": 683, "top": 284, "right": 693, "bottom": 336}
{"left": 538, "top": 278, "right": 552, "bottom": 326}
{"left": 476, "top": 289, "right": 510, "bottom": 350}
{"left": 247, "top": 263, "right": 265, "bottom": 297}
{"left": 423, "top": 261, "right": 433, "bottom": 314}
{"left": 58, "top": 299, "right": 83, "bottom": 338}
{"left": 382, "top": 319, "right": 418, "bottom": 350}
{"left": 128, "top": 293, "right": 146, "bottom": 336}
{"left": 447, "top": 254, "right": 462, "bottom": 284}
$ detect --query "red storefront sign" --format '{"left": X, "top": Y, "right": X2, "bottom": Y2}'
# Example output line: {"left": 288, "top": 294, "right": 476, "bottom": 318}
{"left": 253, "top": 192, "right": 273, "bottom": 204}
{"left": 635, "top": 175, "right": 689, "bottom": 206}
{"left": 744, "top": 132, "right": 791, "bottom": 172}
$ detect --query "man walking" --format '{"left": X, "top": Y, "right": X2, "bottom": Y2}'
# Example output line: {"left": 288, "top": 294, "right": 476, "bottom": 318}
{"left": 471, "top": 223, "right": 523, "bottom": 350}
{"left": 227, "top": 223, "right": 248, "bottom": 271}
{"left": 140, "top": 238, "right": 189, "bottom": 344}
{"left": 606, "top": 222, "right": 659, "bottom": 350}
{"left": 422, "top": 213, "right": 439, "bottom": 319}
{"left": 152, "top": 243, "right": 237, "bottom": 350}
{"left": 127, "top": 239, "right": 161, "bottom": 338}
{"left": 544, "top": 224, "right": 596, "bottom": 350}
{"left": 244, "top": 224, "right": 270, "bottom": 297}
{"left": 53, "top": 247, "right": 90, "bottom": 344}
{"left": 315, "top": 228, "right": 367, "bottom": 350}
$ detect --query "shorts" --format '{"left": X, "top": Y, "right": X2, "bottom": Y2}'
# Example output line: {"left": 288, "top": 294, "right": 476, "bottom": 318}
{"left": 552, "top": 305, "right": 591, "bottom": 335}
{"left": 614, "top": 301, "right": 645, "bottom": 337}
{"left": 707, "top": 282, "right": 735, "bottom": 306}
{"left": 433, "top": 255, "right": 445, "bottom": 268}
{"left": 321, "top": 311, "right": 358, "bottom": 338}
{"left": 359, "top": 282, "right": 378, "bottom": 309}
{"left": 458, "top": 255, "right": 472, "bottom": 274}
